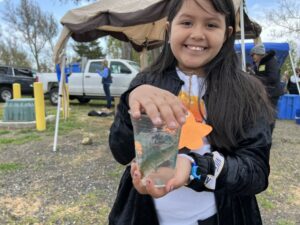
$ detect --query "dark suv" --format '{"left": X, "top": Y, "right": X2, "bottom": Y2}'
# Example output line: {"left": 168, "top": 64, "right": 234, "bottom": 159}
{"left": 0, "top": 65, "right": 36, "bottom": 102}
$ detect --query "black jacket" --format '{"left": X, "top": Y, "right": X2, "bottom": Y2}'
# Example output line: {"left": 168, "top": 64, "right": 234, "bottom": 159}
{"left": 287, "top": 75, "right": 300, "bottom": 94}
{"left": 253, "top": 50, "right": 283, "bottom": 98}
{"left": 109, "top": 69, "right": 272, "bottom": 225}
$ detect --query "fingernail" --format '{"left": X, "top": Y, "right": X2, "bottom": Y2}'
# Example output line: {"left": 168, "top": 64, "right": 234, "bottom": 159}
{"left": 153, "top": 117, "right": 162, "bottom": 125}
{"left": 169, "top": 121, "right": 177, "bottom": 129}
{"left": 132, "top": 111, "right": 140, "bottom": 118}
{"left": 180, "top": 116, "right": 186, "bottom": 123}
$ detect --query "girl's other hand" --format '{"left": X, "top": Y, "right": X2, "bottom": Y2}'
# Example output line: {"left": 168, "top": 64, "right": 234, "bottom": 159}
{"left": 129, "top": 85, "right": 187, "bottom": 129}
{"left": 130, "top": 162, "right": 170, "bottom": 198}
{"left": 165, "top": 155, "right": 191, "bottom": 190}
{"left": 130, "top": 156, "right": 192, "bottom": 198}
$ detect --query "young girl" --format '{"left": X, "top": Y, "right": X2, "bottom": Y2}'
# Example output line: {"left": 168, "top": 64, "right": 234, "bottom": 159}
{"left": 109, "top": 0, "right": 273, "bottom": 224}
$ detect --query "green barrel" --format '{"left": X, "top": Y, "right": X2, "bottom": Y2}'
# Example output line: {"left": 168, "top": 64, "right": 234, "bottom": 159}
{"left": 3, "top": 98, "right": 35, "bottom": 122}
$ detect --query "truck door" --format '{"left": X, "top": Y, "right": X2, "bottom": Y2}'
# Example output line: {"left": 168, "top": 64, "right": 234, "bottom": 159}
{"left": 82, "top": 61, "right": 104, "bottom": 95}
{"left": 110, "top": 61, "right": 135, "bottom": 96}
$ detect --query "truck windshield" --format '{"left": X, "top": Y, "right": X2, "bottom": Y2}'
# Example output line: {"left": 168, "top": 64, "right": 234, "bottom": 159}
{"left": 128, "top": 61, "right": 140, "bottom": 72}
{"left": 14, "top": 68, "right": 34, "bottom": 78}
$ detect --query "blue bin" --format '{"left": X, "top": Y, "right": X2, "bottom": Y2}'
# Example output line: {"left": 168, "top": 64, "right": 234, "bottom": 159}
{"left": 277, "top": 94, "right": 300, "bottom": 120}
{"left": 70, "top": 63, "right": 81, "bottom": 73}
{"left": 296, "top": 109, "right": 300, "bottom": 117}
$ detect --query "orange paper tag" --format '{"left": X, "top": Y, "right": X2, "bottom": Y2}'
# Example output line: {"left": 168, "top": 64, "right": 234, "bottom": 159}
{"left": 178, "top": 112, "right": 212, "bottom": 150}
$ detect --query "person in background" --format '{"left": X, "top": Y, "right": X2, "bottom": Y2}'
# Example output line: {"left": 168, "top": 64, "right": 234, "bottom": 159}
{"left": 251, "top": 43, "right": 283, "bottom": 132}
{"left": 108, "top": 0, "right": 274, "bottom": 224}
{"left": 97, "top": 59, "right": 113, "bottom": 110}
{"left": 250, "top": 43, "right": 283, "bottom": 108}
{"left": 287, "top": 67, "right": 300, "bottom": 94}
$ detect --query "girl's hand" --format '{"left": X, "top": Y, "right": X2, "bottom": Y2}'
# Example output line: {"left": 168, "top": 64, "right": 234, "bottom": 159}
{"left": 130, "top": 162, "right": 171, "bottom": 198}
{"left": 165, "top": 155, "right": 191, "bottom": 190}
{"left": 130, "top": 156, "right": 192, "bottom": 198}
{"left": 129, "top": 85, "right": 187, "bottom": 129}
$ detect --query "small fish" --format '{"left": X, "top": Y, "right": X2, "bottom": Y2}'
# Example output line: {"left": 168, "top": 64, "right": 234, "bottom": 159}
{"left": 139, "top": 143, "right": 177, "bottom": 177}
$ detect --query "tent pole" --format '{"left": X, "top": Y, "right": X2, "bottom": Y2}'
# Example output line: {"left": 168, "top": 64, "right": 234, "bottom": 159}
{"left": 289, "top": 51, "right": 300, "bottom": 95}
{"left": 240, "top": 0, "right": 246, "bottom": 71}
{"left": 53, "top": 51, "right": 67, "bottom": 152}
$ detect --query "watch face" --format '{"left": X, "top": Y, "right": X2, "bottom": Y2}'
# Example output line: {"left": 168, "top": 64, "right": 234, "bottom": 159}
{"left": 191, "top": 163, "right": 201, "bottom": 180}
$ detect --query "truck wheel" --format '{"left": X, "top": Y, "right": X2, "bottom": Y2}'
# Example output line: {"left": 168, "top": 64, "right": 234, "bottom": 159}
{"left": 49, "top": 87, "right": 59, "bottom": 105}
{"left": 77, "top": 97, "right": 91, "bottom": 104}
{"left": 0, "top": 87, "right": 13, "bottom": 102}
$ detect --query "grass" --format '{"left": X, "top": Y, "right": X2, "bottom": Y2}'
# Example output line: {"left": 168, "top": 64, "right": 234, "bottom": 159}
{"left": 257, "top": 195, "right": 275, "bottom": 210}
{"left": 0, "top": 133, "right": 40, "bottom": 145}
{"left": 47, "top": 190, "right": 110, "bottom": 225}
{"left": 277, "top": 219, "right": 296, "bottom": 225}
{"left": 0, "top": 130, "right": 10, "bottom": 135}
{"left": 0, "top": 99, "right": 108, "bottom": 144}
{"left": 107, "top": 164, "right": 124, "bottom": 178}
{"left": 0, "top": 163, "right": 22, "bottom": 172}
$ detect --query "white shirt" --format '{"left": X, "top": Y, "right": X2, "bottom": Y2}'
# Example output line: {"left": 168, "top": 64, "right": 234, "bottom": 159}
{"left": 153, "top": 69, "right": 217, "bottom": 225}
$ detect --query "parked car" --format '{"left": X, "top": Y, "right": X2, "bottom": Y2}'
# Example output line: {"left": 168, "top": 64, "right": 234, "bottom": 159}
{"left": 36, "top": 59, "right": 140, "bottom": 105}
{"left": 0, "top": 65, "right": 36, "bottom": 102}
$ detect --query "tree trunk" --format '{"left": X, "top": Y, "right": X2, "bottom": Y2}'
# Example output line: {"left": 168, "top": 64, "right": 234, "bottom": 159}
{"left": 121, "top": 42, "right": 132, "bottom": 60}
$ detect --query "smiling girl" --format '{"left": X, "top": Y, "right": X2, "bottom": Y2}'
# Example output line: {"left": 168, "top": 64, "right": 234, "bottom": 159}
{"left": 108, "top": 0, "right": 273, "bottom": 225}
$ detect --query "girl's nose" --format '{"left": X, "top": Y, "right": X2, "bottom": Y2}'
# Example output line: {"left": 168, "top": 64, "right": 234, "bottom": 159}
{"left": 190, "top": 26, "right": 205, "bottom": 40}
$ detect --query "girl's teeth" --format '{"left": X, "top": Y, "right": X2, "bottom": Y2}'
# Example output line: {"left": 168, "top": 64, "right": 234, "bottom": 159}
{"left": 187, "top": 45, "right": 204, "bottom": 51}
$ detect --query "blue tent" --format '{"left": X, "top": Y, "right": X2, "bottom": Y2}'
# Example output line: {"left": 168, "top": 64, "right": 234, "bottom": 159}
{"left": 235, "top": 42, "right": 290, "bottom": 68}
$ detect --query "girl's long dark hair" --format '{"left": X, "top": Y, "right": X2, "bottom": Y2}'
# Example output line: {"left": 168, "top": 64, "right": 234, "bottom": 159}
{"left": 144, "top": 0, "right": 274, "bottom": 151}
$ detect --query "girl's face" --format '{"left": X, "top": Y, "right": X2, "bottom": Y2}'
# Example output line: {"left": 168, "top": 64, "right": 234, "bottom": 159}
{"left": 169, "top": 0, "right": 232, "bottom": 75}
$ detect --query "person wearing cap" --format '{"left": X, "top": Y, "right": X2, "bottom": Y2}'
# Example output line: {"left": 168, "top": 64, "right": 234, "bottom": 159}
{"left": 250, "top": 43, "right": 283, "bottom": 132}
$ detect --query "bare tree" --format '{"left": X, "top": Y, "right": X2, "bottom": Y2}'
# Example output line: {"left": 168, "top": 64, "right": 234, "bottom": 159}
{"left": 265, "top": 0, "right": 300, "bottom": 37}
{"left": 2, "top": 0, "right": 58, "bottom": 71}
{"left": 0, "top": 38, "right": 32, "bottom": 67}
{"left": 39, "top": 14, "right": 58, "bottom": 50}
{"left": 121, "top": 42, "right": 132, "bottom": 60}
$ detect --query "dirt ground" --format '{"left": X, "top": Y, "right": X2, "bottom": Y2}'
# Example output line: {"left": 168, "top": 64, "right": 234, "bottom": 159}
{"left": 0, "top": 102, "right": 299, "bottom": 225}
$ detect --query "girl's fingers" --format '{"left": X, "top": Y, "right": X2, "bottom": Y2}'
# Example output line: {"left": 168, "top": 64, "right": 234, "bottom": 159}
{"left": 145, "top": 179, "right": 169, "bottom": 198}
{"left": 129, "top": 101, "right": 142, "bottom": 119}
{"left": 131, "top": 162, "right": 148, "bottom": 194}
{"left": 129, "top": 85, "right": 187, "bottom": 128}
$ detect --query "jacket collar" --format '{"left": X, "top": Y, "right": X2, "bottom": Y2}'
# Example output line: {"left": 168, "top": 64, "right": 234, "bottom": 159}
{"left": 260, "top": 50, "right": 276, "bottom": 65}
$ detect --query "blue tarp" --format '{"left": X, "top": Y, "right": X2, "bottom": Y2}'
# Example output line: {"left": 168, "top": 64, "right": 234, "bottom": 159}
{"left": 235, "top": 42, "right": 290, "bottom": 68}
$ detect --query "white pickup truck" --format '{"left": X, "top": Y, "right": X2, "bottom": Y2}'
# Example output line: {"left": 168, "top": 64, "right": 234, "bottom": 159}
{"left": 37, "top": 59, "right": 140, "bottom": 105}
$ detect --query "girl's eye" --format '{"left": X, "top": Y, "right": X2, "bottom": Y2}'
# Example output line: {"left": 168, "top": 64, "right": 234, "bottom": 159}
{"left": 207, "top": 23, "right": 218, "bottom": 28}
{"left": 181, "top": 21, "right": 193, "bottom": 27}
